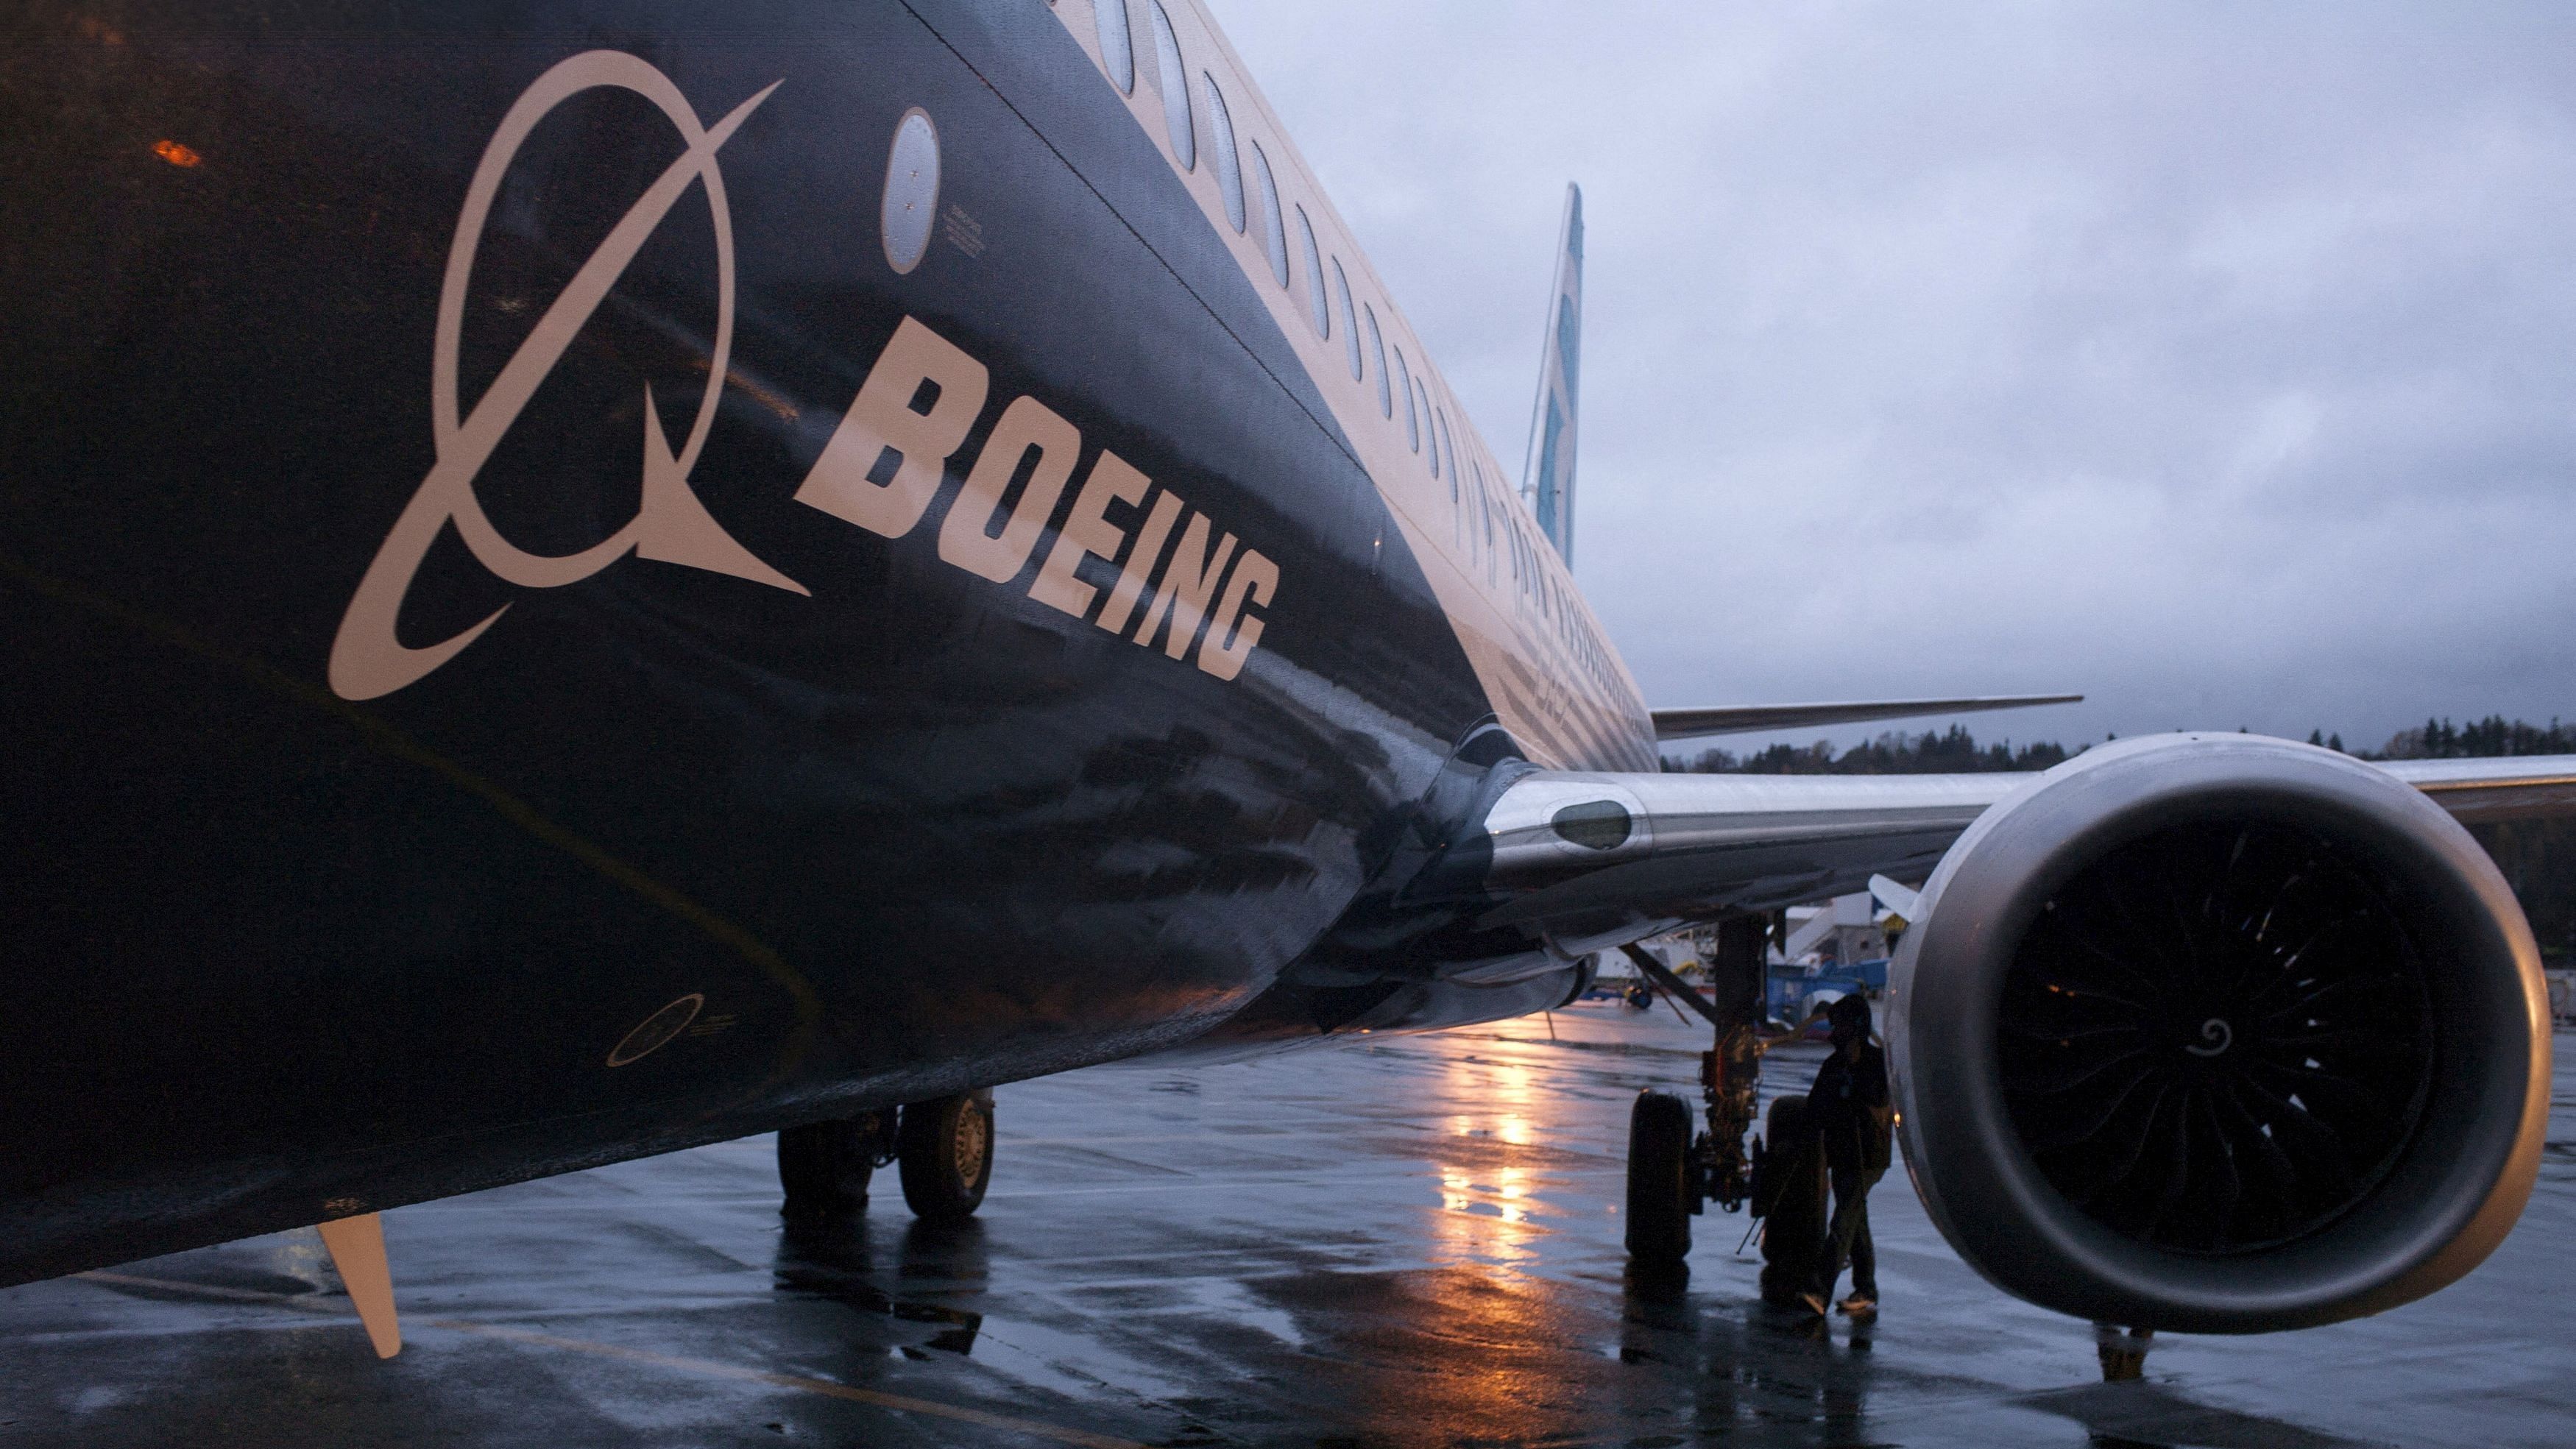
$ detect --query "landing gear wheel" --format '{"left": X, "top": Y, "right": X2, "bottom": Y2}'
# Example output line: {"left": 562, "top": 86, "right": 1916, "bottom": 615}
{"left": 899, "top": 1090, "right": 994, "bottom": 1224}
{"left": 1757, "top": 1094, "right": 1826, "bottom": 1308}
{"left": 778, "top": 1112, "right": 891, "bottom": 1220}
{"left": 1626, "top": 1089, "right": 1695, "bottom": 1265}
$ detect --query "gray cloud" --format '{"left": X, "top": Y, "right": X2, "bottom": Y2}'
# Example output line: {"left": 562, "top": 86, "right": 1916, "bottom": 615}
{"left": 1201, "top": 1, "right": 2576, "bottom": 754}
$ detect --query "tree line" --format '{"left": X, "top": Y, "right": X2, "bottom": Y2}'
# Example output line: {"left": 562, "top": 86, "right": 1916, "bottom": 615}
{"left": 1660, "top": 714, "right": 2576, "bottom": 775}
{"left": 2371, "top": 716, "right": 2576, "bottom": 759}
{"left": 1660, "top": 716, "right": 2576, "bottom": 958}
{"left": 1662, "top": 723, "right": 2072, "bottom": 776}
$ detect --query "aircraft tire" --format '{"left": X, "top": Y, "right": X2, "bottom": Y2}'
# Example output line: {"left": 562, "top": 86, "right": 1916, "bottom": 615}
{"left": 777, "top": 1115, "right": 882, "bottom": 1219}
{"left": 1625, "top": 1090, "right": 1694, "bottom": 1264}
{"left": 1757, "top": 1095, "right": 1827, "bottom": 1308}
{"left": 899, "top": 1090, "right": 995, "bottom": 1224}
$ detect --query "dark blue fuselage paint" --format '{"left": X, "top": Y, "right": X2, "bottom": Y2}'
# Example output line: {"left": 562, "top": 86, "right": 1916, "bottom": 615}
{"left": 0, "top": 0, "right": 1641, "bottom": 1283}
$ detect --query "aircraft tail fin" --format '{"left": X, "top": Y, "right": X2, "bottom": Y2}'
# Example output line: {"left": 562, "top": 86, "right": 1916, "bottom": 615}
{"left": 1521, "top": 183, "right": 1582, "bottom": 565}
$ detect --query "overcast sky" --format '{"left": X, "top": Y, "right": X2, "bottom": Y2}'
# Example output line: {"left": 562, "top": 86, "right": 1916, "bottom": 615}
{"left": 1200, "top": 1, "right": 2576, "bottom": 756}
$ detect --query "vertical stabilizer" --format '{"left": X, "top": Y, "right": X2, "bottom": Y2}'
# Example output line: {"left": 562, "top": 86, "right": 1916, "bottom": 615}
{"left": 1521, "top": 184, "right": 1583, "bottom": 564}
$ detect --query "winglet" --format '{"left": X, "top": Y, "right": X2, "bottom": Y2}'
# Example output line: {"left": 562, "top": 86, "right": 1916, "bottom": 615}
{"left": 316, "top": 1212, "right": 401, "bottom": 1358}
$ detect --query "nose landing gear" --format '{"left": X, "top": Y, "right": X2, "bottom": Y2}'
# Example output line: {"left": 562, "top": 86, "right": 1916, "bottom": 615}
{"left": 778, "top": 1089, "right": 996, "bottom": 1224}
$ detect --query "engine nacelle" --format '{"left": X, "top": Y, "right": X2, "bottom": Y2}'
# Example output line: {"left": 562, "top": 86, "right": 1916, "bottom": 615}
{"left": 1887, "top": 734, "right": 2549, "bottom": 1333}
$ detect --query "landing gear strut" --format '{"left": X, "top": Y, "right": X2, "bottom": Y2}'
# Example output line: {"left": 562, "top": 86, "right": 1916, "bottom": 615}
{"left": 778, "top": 1090, "right": 996, "bottom": 1224}
{"left": 1620, "top": 916, "right": 1776, "bottom": 1273}
{"left": 2095, "top": 1323, "right": 2155, "bottom": 1381}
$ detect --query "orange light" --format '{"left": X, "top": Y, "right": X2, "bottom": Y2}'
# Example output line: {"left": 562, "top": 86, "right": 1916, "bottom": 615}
{"left": 152, "top": 140, "right": 201, "bottom": 168}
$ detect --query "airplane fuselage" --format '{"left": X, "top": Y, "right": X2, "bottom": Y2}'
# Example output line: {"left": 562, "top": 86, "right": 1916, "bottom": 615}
{"left": 2, "top": 0, "right": 1649, "bottom": 1283}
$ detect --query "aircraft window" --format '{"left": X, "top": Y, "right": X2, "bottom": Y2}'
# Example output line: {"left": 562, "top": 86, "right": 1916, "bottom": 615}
{"left": 1094, "top": 0, "right": 1134, "bottom": 95}
{"left": 1295, "top": 205, "right": 1327, "bottom": 336}
{"left": 1251, "top": 141, "right": 1288, "bottom": 287}
{"left": 1148, "top": 1, "right": 1193, "bottom": 169}
{"left": 1435, "top": 405, "right": 1453, "bottom": 490}
{"left": 1201, "top": 73, "right": 1244, "bottom": 232}
{"left": 1365, "top": 305, "right": 1392, "bottom": 417}
{"left": 1395, "top": 347, "right": 1418, "bottom": 448}
{"left": 1484, "top": 472, "right": 1500, "bottom": 554}
{"left": 1334, "top": 261, "right": 1361, "bottom": 379}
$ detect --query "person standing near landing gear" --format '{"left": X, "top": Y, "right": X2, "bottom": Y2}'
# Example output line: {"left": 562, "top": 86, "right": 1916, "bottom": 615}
{"left": 1802, "top": 995, "right": 1893, "bottom": 1319}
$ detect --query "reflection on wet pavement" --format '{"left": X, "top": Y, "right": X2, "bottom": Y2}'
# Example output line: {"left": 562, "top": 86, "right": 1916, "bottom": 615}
{"left": 775, "top": 1218, "right": 988, "bottom": 1358}
{"left": 6, "top": 1004, "right": 2575, "bottom": 1447}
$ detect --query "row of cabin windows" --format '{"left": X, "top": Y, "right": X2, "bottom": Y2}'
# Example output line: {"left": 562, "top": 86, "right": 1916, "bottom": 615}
{"left": 1088, "top": 0, "right": 1609, "bottom": 682}
{"left": 1095, "top": 4, "right": 1473, "bottom": 476}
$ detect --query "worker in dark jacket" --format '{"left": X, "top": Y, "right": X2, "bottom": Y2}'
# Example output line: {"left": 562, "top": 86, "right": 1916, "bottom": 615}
{"left": 1803, "top": 993, "right": 1892, "bottom": 1318}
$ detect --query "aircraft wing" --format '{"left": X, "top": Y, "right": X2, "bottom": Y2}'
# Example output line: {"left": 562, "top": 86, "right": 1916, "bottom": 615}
{"left": 1650, "top": 694, "right": 2082, "bottom": 740}
{"left": 2374, "top": 755, "right": 2576, "bottom": 822}
{"left": 1471, "top": 752, "right": 2576, "bottom": 943}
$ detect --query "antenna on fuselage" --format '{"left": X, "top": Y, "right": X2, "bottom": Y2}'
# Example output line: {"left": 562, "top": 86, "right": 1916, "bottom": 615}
{"left": 1519, "top": 183, "right": 1582, "bottom": 567}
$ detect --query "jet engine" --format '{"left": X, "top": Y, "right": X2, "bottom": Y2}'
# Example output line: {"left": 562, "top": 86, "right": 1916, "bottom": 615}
{"left": 1887, "top": 734, "right": 2549, "bottom": 1333}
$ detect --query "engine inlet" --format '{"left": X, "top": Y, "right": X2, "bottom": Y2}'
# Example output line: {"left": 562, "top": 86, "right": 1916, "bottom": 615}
{"left": 1998, "top": 820, "right": 2435, "bottom": 1255}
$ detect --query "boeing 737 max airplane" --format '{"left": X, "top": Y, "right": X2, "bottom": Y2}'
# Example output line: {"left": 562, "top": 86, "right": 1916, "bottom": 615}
{"left": 4, "top": 0, "right": 2571, "bottom": 1357}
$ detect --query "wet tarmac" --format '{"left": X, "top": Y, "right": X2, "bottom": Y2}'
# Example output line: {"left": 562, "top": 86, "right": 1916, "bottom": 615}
{"left": 7, "top": 1002, "right": 2575, "bottom": 1448}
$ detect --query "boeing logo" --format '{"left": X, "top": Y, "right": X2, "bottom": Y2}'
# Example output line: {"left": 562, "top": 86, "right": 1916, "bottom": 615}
{"left": 332, "top": 51, "right": 1277, "bottom": 702}
{"left": 330, "top": 52, "right": 804, "bottom": 702}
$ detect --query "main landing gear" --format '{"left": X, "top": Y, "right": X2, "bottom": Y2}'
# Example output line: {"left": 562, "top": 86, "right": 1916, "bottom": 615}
{"left": 1620, "top": 918, "right": 1820, "bottom": 1301}
{"left": 779, "top": 1089, "right": 995, "bottom": 1225}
